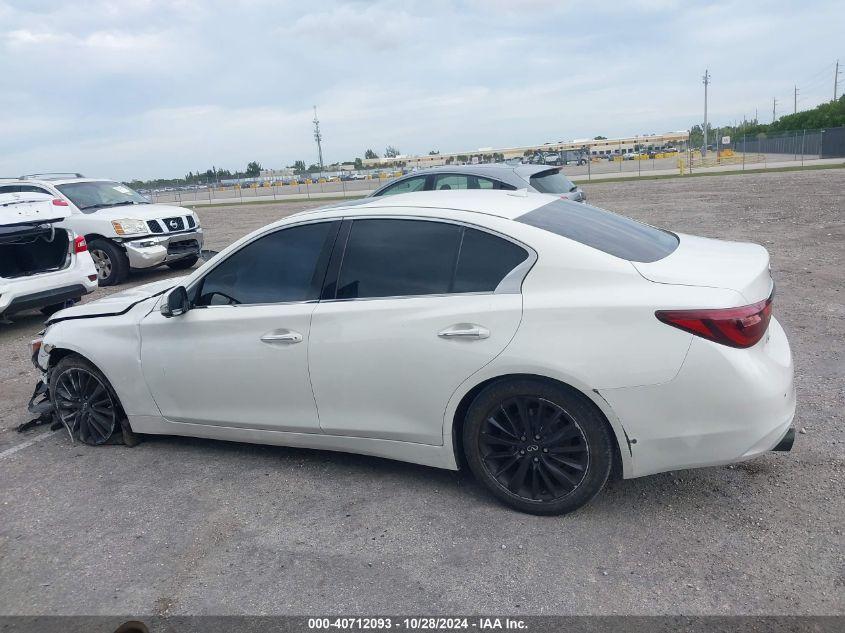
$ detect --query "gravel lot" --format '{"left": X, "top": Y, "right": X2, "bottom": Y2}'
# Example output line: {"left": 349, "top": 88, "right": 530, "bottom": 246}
{"left": 0, "top": 169, "right": 842, "bottom": 616}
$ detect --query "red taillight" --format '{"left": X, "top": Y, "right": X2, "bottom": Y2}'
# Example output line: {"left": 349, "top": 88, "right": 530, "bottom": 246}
{"left": 52, "top": 198, "right": 69, "bottom": 206}
{"left": 656, "top": 294, "right": 773, "bottom": 349}
{"left": 74, "top": 235, "right": 87, "bottom": 253}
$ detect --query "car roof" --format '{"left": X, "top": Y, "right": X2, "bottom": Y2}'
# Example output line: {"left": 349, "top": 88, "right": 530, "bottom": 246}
{"left": 0, "top": 176, "right": 114, "bottom": 186}
{"left": 302, "top": 189, "right": 559, "bottom": 222}
{"left": 402, "top": 163, "right": 556, "bottom": 178}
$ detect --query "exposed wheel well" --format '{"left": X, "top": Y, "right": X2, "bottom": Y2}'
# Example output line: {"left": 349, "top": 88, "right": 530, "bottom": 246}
{"left": 48, "top": 348, "right": 129, "bottom": 422}
{"left": 84, "top": 233, "right": 114, "bottom": 245}
{"left": 451, "top": 373, "right": 623, "bottom": 478}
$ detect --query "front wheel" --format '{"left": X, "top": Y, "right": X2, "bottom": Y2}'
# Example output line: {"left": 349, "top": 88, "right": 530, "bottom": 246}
{"left": 88, "top": 239, "right": 129, "bottom": 286}
{"left": 49, "top": 354, "right": 122, "bottom": 445}
{"left": 166, "top": 255, "right": 198, "bottom": 270}
{"left": 463, "top": 379, "right": 613, "bottom": 515}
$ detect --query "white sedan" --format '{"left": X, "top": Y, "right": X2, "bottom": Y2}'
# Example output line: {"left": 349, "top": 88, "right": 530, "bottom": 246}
{"left": 31, "top": 190, "right": 796, "bottom": 514}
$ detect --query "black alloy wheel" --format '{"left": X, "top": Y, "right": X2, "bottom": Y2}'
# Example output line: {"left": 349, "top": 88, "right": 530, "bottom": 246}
{"left": 51, "top": 359, "right": 118, "bottom": 445}
{"left": 479, "top": 396, "right": 590, "bottom": 502}
{"left": 463, "top": 379, "right": 613, "bottom": 515}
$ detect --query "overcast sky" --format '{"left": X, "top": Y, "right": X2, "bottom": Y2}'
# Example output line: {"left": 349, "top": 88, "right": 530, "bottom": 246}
{"left": 1, "top": 0, "right": 842, "bottom": 180}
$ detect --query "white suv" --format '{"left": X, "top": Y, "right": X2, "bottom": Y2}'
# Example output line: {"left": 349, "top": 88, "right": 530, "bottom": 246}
{"left": 0, "top": 174, "right": 203, "bottom": 286}
{"left": 1, "top": 191, "right": 97, "bottom": 320}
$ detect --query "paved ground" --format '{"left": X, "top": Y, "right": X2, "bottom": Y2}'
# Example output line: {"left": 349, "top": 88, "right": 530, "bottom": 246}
{"left": 0, "top": 169, "right": 842, "bottom": 615}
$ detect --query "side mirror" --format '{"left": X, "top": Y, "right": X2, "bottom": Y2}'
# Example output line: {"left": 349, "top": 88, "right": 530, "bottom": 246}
{"left": 161, "top": 286, "right": 190, "bottom": 318}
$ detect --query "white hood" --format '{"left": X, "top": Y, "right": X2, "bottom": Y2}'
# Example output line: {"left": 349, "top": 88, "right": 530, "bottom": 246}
{"left": 79, "top": 203, "right": 193, "bottom": 222}
{"left": 47, "top": 277, "right": 184, "bottom": 323}
{"left": 0, "top": 192, "right": 70, "bottom": 226}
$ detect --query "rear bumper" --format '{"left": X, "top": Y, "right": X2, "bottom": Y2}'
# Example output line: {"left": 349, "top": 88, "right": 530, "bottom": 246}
{"left": 0, "top": 283, "right": 93, "bottom": 317}
{"left": 124, "top": 229, "right": 203, "bottom": 269}
{"left": 600, "top": 317, "right": 796, "bottom": 478}
{"left": 0, "top": 260, "right": 97, "bottom": 316}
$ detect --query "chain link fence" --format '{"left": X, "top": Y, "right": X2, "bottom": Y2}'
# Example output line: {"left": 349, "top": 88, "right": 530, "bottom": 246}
{"left": 147, "top": 128, "right": 843, "bottom": 205}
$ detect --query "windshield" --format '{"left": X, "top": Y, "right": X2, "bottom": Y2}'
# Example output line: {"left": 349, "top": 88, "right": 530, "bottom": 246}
{"left": 529, "top": 169, "right": 577, "bottom": 194}
{"left": 57, "top": 181, "right": 149, "bottom": 212}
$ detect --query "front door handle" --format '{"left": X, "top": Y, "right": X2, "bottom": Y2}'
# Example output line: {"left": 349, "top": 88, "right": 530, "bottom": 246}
{"left": 260, "top": 329, "right": 303, "bottom": 344}
{"left": 437, "top": 323, "right": 490, "bottom": 340}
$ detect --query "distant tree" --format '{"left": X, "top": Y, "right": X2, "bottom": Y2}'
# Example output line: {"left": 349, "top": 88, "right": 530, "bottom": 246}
{"left": 384, "top": 145, "right": 400, "bottom": 158}
{"left": 593, "top": 135, "right": 607, "bottom": 140}
{"left": 445, "top": 156, "right": 454, "bottom": 165}
{"left": 245, "top": 161, "right": 262, "bottom": 177}
{"left": 428, "top": 150, "right": 440, "bottom": 155}
{"left": 291, "top": 160, "right": 306, "bottom": 174}
{"left": 364, "top": 149, "right": 379, "bottom": 159}
{"left": 353, "top": 157, "right": 363, "bottom": 169}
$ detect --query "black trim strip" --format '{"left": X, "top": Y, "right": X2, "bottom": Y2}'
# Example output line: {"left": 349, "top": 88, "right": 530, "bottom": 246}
{"left": 320, "top": 219, "right": 352, "bottom": 300}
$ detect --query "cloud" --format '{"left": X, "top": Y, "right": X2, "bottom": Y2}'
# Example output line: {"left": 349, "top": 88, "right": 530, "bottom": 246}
{"left": 0, "top": 0, "right": 842, "bottom": 179}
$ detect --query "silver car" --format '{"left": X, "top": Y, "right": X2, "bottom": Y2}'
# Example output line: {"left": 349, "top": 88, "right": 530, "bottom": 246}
{"left": 367, "top": 164, "right": 586, "bottom": 202}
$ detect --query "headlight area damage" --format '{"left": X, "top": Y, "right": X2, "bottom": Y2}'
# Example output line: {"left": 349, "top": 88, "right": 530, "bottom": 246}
{"left": 20, "top": 339, "right": 141, "bottom": 447}
{"left": 15, "top": 280, "right": 177, "bottom": 444}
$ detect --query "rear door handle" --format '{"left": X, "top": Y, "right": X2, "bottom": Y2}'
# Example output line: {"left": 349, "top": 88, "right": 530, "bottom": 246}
{"left": 260, "top": 329, "right": 303, "bottom": 344}
{"left": 437, "top": 323, "right": 490, "bottom": 340}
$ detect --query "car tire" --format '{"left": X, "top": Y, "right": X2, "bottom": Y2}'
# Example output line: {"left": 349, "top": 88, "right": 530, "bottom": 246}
{"left": 40, "top": 297, "right": 81, "bottom": 316}
{"left": 88, "top": 239, "right": 129, "bottom": 286}
{"left": 49, "top": 354, "right": 125, "bottom": 446}
{"left": 166, "top": 255, "right": 199, "bottom": 270}
{"left": 462, "top": 378, "right": 613, "bottom": 515}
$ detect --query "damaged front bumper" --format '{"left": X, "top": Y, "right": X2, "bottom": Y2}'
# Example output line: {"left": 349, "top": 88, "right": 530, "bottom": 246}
{"left": 123, "top": 228, "right": 203, "bottom": 269}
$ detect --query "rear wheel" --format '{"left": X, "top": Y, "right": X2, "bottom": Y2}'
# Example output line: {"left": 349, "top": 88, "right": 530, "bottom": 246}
{"left": 50, "top": 354, "right": 121, "bottom": 445}
{"left": 463, "top": 379, "right": 613, "bottom": 515}
{"left": 89, "top": 239, "right": 129, "bottom": 286}
{"left": 166, "top": 255, "right": 198, "bottom": 270}
{"left": 40, "top": 297, "right": 81, "bottom": 316}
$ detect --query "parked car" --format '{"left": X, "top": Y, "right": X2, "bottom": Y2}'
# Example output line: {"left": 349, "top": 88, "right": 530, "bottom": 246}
{"left": 0, "top": 174, "right": 203, "bottom": 286}
{"left": 1, "top": 191, "right": 97, "bottom": 320}
{"left": 363, "top": 164, "right": 585, "bottom": 202}
{"left": 31, "top": 190, "right": 795, "bottom": 515}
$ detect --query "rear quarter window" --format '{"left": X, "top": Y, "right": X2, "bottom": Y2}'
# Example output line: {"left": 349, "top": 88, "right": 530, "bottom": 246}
{"left": 517, "top": 199, "right": 678, "bottom": 263}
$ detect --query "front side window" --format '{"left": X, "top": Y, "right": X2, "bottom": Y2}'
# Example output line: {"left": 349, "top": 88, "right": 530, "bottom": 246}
{"left": 195, "top": 221, "right": 336, "bottom": 306}
{"left": 529, "top": 169, "right": 577, "bottom": 195}
{"left": 57, "top": 181, "right": 149, "bottom": 212}
{"left": 375, "top": 176, "right": 427, "bottom": 197}
{"left": 433, "top": 174, "right": 496, "bottom": 190}
{"left": 335, "top": 219, "right": 529, "bottom": 300}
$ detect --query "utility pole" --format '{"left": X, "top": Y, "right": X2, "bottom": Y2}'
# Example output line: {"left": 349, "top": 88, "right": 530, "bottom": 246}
{"left": 702, "top": 69, "right": 710, "bottom": 156}
{"left": 835, "top": 59, "right": 841, "bottom": 101}
{"left": 312, "top": 105, "right": 324, "bottom": 175}
{"left": 772, "top": 97, "right": 777, "bottom": 123}
{"left": 794, "top": 85, "right": 799, "bottom": 114}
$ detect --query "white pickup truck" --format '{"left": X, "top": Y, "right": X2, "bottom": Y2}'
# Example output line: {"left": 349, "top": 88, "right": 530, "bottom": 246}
{"left": 0, "top": 174, "right": 203, "bottom": 285}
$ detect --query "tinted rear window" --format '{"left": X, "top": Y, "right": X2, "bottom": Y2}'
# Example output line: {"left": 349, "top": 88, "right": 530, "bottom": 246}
{"left": 517, "top": 199, "right": 678, "bottom": 263}
{"left": 528, "top": 169, "right": 576, "bottom": 194}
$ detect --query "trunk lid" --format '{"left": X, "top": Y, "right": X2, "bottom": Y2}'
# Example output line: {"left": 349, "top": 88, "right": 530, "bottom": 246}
{"left": 0, "top": 192, "right": 70, "bottom": 229}
{"left": 632, "top": 233, "right": 772, "bottom": 303}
